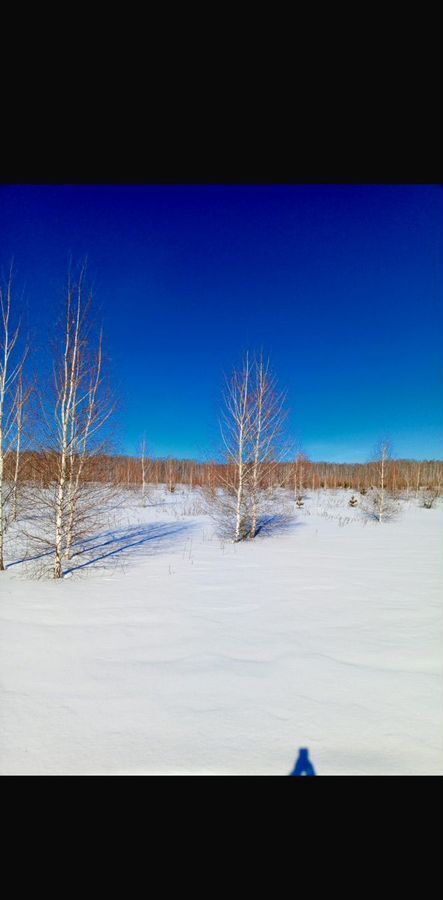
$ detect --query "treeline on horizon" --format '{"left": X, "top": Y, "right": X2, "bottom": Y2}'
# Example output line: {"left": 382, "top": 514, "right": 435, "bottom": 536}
{"left": 5, "top": 451, "right": 443, "bottom": 494}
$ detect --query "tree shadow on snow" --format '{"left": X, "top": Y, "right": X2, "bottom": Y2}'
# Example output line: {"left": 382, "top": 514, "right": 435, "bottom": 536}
{"left": 254, "top": 513, "right": 304, "bottom": 539}
{"left": 7, "top": 521, "right": 194, "bottom": 577}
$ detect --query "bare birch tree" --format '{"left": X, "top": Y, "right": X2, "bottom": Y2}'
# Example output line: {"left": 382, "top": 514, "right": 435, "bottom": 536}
{"left": 365, "top": 439, "right": 398, "bottom": 523}
{"left": 292, "top": 451, "right": 309, "bottom": 505}
{"left": 0, "top": 268, "right": 28, "bottom": 571}
{"left": 139, "top": 435, "right": 154, "bottom": 505}
{"left": 206, "top": 353, "right": 255, "bottom": 541}
{"left": 26, "top": 264, "right": 115, "bottom": 578}
{"left": 224, "top": 353, "right": 254, "bottom": 541}
{"left": 248, "top": 354, "right": 289, "bottom": 538}
{"left": 415, "top": 463, "right": 421, "bottom": 500}
{"left": 11, "top": 370, "right": 32, "bottom": 522}
{"left": 166, "top": 458, "right": 176, "bottom": 493}
{"left": 141, "top": 436, "right": 148, "bottom": 501}
{"left": 205, "top": 352, "right": 290, "bottom": 541}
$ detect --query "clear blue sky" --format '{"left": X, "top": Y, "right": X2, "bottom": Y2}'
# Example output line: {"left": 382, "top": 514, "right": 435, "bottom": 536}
{"left": 0, "top": 184, "right": 441, "bottom": 462}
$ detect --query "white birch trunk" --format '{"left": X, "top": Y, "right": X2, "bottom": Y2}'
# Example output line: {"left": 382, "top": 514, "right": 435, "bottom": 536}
{"left": 0, "top": 276, "right": 24, "bottom": 570}
{"left": 12, "top": 384, "right": 22, "bottom": 522}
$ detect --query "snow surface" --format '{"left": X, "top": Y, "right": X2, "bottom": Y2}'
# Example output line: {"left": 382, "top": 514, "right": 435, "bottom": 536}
{"left": 0, "top": 488, "right": 442, "bottom": 775}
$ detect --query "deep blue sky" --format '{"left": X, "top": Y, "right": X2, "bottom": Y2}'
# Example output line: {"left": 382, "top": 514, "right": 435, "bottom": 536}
{"left": 0, "top": 184, "right": 442, "bottom": 461}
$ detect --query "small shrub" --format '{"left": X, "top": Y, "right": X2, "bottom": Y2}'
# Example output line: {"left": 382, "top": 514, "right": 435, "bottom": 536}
{"left": 422, "top": 488, "right": 439, "bottom": 509}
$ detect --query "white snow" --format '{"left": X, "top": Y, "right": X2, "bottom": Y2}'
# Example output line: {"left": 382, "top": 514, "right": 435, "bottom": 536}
{"left": 0, "top": 488, "right": 442, "bottom": 775}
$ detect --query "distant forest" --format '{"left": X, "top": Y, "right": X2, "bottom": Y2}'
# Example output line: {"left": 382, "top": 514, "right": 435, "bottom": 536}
{"left": 7, "top": 452, "right": 443, "bottom": 494}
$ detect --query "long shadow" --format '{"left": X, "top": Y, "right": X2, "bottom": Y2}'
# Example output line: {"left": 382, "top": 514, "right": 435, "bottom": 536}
{"left": 6, "top": 523, "right": 132, "bottom": 568}
{"left": 7, "top": 521, "right": 193, "bottom": 573}
{"left": 254, "top": 513, "right": 304, "bottom": 539}
{"left": 69, "top": 526, "right": 155, "bottom": 558}
{"left": 64, "top": 522, "right": 192, "bottom": 574}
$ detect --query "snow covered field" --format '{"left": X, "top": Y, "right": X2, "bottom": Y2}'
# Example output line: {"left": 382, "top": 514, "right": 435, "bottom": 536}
{"left": 1, "top": 488, "right": 442, "bottom": 776}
